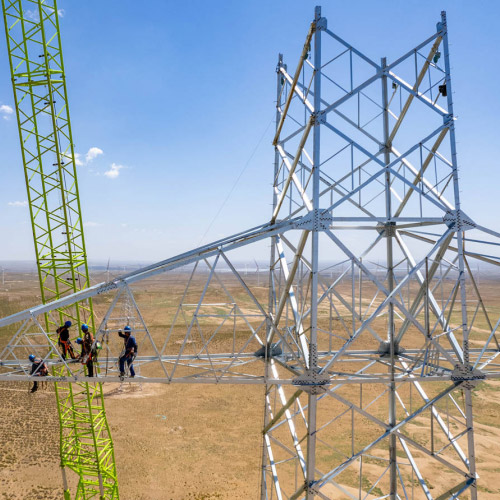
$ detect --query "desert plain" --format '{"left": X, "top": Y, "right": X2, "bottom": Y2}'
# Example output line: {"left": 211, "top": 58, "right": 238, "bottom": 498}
{"left": 1, "top": 266, "right": 500, "bottom": 500}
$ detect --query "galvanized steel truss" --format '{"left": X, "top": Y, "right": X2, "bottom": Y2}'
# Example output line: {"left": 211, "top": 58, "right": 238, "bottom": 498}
{"left": 2, "top": 6, "right": 500, "bottom": 499}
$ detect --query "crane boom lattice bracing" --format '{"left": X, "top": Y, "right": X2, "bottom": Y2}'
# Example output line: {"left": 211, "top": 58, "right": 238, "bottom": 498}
{"left": 1, "top": 1, "right": 118, "bottom": 498}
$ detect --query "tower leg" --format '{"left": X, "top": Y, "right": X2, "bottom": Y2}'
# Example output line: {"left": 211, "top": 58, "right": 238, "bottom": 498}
{"left": 304, "top": 8, "right": 323, "bottom": 498}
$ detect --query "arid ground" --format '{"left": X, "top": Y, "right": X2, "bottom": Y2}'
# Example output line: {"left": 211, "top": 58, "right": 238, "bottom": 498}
{"left": 1, "top": 268, "right": 500, "bottom": 499}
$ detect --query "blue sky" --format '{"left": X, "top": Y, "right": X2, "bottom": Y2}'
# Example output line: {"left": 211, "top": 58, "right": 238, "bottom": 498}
{"left": 1, "top": 0, "right": 500, "bottom": 263}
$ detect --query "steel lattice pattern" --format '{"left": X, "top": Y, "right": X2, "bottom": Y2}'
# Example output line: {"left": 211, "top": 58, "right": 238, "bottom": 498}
{"left": 1, "top": 1, "right": 118, "bottom": 498}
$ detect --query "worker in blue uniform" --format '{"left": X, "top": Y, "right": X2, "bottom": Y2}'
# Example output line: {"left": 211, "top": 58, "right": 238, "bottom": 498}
{"left": 118, "top": 325, "right": 137, "bottom": 378}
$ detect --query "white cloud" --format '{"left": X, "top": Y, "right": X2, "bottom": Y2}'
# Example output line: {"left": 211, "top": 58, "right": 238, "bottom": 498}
{"left": 0, "top": 104, "right": 14, "bottom": 120}
{"left": 74, "top": 153, "right": 84, "bottom": 166}
{"left": 0, "top": 105, "right": 13, "bottom": 114}
{"left": 25, "top": 9, "right": 39, "bottom": 21}
{"left": 74, "top": 147, "right": 127, "bottom": 181}
{"left": 85, "top": 147, "right": 104, "bottom": 163}
{"left": 104, "top": 163, "right": 124, "bottom": 179}
{"left": 74, "top": 147, "right": 103, "bottom": 167}
{"left": 25, "top": 7, "right": 63, "bottom": 20}
{"left": 83, "top": 221, "right": 102, "bottom": 227}
{"left": 8, "top": 200, "right": 28, "bottom": 207}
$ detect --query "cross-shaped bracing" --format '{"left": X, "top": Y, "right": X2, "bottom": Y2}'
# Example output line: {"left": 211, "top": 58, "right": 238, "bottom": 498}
{"left": 263, "top": 7, "right": 493, "bottom": 499}
{"left": 273, "top": 16, "right": 457, "bottom": 228}
{"left": 262, "top": 364, "right": 477, "bottom": 499}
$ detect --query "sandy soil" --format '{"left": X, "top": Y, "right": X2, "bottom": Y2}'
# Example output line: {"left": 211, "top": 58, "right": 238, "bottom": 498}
{"left": 1, "top": 271, "right": 500, "bottom": 499}
{"left": 0, "top": 381, "right": 263, "bottom": 500}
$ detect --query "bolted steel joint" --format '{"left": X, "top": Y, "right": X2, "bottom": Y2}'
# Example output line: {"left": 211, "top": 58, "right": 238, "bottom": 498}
{"left": 293, "top": 368, "right": 330, "bottom": 394}
{"left": 294, "top": 210, "right": 333, "bottom": 231}
{"left": 443, "top": 209, "right": 476, "bottom": 232}
{"left": 316, "top": 17, "right": 327, "bottom": 31}
{"left": 312, "top": 110, "right": 327, "bottom": 125}
{"left": 443, "top": 113, "right": 455, "bottom": 127}
{"left": 306, "top": 482, "right": 320, "bottom": 495}
{"left": 451, "top": 364, "right": 485, "bottom": 390}
{"left": 377, "top": 340, "right": 403, "bottom": 357}
{"left": 376, "top": 221, "right": 396, "bottom": 237}
{"left": 97, "top": 281, "right": 118, "bottom": 295}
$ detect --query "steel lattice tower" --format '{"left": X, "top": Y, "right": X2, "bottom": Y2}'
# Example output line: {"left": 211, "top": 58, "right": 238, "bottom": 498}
{"left": 2, "top": 6, "right": 500, "bottom": 499}
{"left": 260, "top": 8, "right": 487, "bottom": 498}
{"left": 1, "top": 1, "right": 118, "bottom": 498}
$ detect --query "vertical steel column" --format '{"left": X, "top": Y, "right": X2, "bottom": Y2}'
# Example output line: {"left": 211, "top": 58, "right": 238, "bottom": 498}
{"left": 270, "top": 52, "right": 284, "bottom": 348}
{"left": 440, "top": 11, "right": 477, "bottom": 499}
{"left": 260, "top": 53, "right": 285, "bottom": 500}
{"left": 305, "top": 6, "right": 322, "bottom": 499}
{"left": 381, "top": 56, "right": 397, "bottom": 499}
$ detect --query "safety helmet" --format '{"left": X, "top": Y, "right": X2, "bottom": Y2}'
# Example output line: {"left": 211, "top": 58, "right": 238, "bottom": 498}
{"left": 81, "top": 324, "right": 89, "bottom": 332}
{"left": 124, "top": 325, "right": 131, "bottom": 333}
{"left": 29, "top": 354, "right": 35, "bottom": 362}
{"left": 64, "top": 320, "right": 72, "bottom": 328}
{"left": 76, "top": 337, "right": 83, "bottom": 345}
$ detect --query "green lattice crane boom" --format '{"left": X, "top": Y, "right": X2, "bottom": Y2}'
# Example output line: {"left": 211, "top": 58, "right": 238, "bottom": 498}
{"left": 1, "top": 1, "right": 119, "bottom": 498}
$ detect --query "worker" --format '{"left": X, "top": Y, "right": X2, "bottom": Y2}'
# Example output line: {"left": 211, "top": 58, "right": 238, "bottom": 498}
{"left": 118, "top": 325, "right": 137, "bottom": 378}
{"left": 29, "top": 354, "right": 48, "bottom": 393}
{"left": 80, "top": 324, "right": 95, "bottom": 378}
{"left": 57, "top": 320, "right": 76, "bottom": 360}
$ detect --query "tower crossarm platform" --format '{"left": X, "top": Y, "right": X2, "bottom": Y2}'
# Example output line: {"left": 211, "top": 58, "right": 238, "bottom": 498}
{"left": 1, "top": 213, "right": 499, "bottom": 391}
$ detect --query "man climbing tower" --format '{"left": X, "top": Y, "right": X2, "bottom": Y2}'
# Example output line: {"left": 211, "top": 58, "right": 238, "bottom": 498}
{"left": 80, "top": 324, "right": 95, "bottom": 377}
{"left": 57, "top": 320, "right": 76, "bottom": 360}
{"left": 29, "top": 354, "right": 48, "bottom": 393}
{"left": 118, "top": 325, "right": 137, "bottom": 378}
